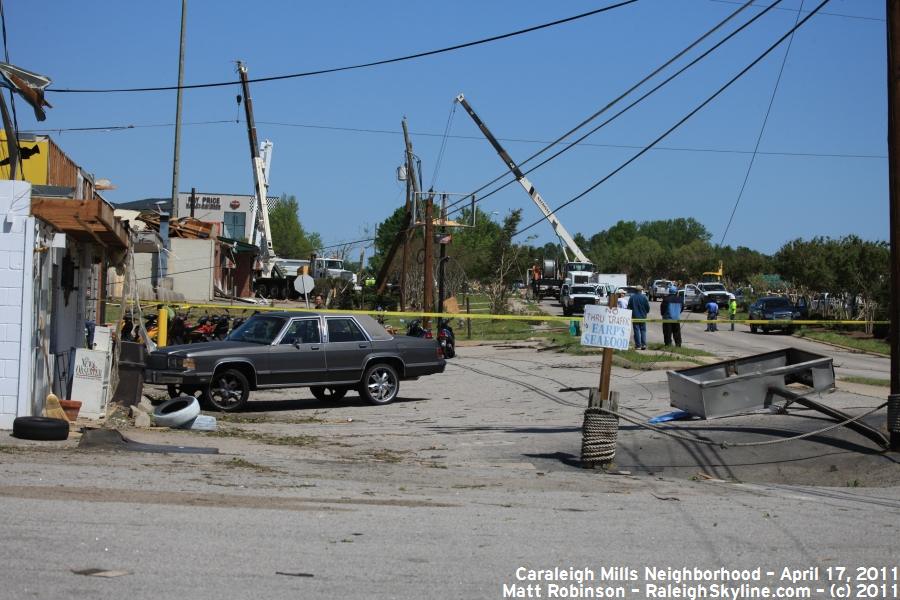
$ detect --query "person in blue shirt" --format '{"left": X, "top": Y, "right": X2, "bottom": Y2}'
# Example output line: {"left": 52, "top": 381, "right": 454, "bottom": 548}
{"left": 660, "top": 285, "right": 683, "bottom": 347}
{"left": 627, "top": 290, "right": 651, "bottom": 350}
{"left": 706, "top": 299, "right": 719, "bottom": 332}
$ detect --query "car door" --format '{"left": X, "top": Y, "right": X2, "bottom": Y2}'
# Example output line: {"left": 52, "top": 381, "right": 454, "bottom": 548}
{"left": 325, "top": 317, "right": 371, "bottom": 383}
{"left": 268, "top": 317, "right": 327, "bottom": 385}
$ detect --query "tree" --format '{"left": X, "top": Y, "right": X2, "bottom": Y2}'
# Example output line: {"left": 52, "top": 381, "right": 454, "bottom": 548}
{"left": 369, "top": 206, "right": 408, "bottom": 275}
{"left": 268, "top": 194, "right": 320, "bottom": 259}
{"left": 484, "top": 209, "right": 524, "bottom": 313}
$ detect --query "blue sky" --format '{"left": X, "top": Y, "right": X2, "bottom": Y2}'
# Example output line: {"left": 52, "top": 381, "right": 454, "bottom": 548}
{"left": 8, "top": 0, "right": 887, "bottom": 257}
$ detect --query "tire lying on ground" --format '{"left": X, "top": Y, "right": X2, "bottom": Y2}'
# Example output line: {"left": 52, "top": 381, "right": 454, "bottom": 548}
{"left": 12, "top": 416, "right": 69, "bottom": 441}
{"left": 152, "top": 396, "right": 201, "bottom": 428}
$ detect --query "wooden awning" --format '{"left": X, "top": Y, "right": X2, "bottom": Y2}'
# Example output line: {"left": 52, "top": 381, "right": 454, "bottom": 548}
{"left": 31, "top": 196, "right": 129, "bottom": 249}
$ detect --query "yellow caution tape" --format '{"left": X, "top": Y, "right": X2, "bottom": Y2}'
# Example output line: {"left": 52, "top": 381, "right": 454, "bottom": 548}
{"left": 121, "top": 299, "right": 888, "bottom": 326}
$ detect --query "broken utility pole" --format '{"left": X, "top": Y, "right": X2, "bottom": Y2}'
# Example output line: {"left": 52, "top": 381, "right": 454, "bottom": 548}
{"left": 422, "top": 197, "right": 435, "bottom": 329}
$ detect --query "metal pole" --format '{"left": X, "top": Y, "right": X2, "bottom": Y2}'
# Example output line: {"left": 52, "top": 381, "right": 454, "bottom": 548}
{"left": 886, "top": 0, "right": 900, "bottom": 450}
{"left": 170, "top": 0, "right": 187, "bottom": 219}
{"left": 190, "top": 187, "right": 196, "bottom": 218}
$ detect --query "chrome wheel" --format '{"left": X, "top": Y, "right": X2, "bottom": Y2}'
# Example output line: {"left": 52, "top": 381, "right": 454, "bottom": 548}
{"left": 207, "top": 369, "right": 249, "bottom": 412}
{"left": 360, "top": 364, "right": 399, "bottom": 405}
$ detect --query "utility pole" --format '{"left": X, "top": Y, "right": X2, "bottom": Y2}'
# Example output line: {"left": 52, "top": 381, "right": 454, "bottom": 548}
{"left": 438, "top": 194, "right": 449, "bottom": 314}
{"left": 170, "top": 0, "right": 187, "bottom": 219}
{"left": 423, "top": 197, "right": 435, "bottom": 329}
{"left": 886, "top": 0, "right": 900, "bottom": 450}
{"left": 400, "top": 118, "right": 418, "bottom": 311}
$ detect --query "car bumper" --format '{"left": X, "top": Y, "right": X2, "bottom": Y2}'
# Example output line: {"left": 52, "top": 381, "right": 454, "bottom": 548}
{"left": 144, "top": 369, "right": 210, "bottom": 386}
{"left": 404, "top": 361, "right": 446, "bottom": 379}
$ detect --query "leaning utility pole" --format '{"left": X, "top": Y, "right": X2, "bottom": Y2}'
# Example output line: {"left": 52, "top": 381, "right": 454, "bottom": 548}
{"left": 886, "top": 0, "right": 900, "bottom": 450}
{"left": 422, "top": 197, "right": 435, "bottom": 329}
{"left": 400, "top": 117, "right": 419, "bottom": 311}
{"left": 170, "top": 0, "right": 187, "bottom": 218}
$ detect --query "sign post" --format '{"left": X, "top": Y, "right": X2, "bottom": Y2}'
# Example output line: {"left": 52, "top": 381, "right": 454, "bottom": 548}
{"left": 581, "top": 294, "right": 632, "bottom": 406}
{"left": 293, "top": 274, "right": 315, "bottom": 310}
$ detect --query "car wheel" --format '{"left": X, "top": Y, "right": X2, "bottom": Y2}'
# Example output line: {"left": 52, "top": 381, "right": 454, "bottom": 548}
{"left": 785, "top": 326, "right": 796, "bottom": 335}
{"left": 207, "top": 368, "right": 250, "bottom": 412}
{"left": 359, "top": 363, "right": 399, "bottom": 405}
{"left": 310, "top": 386, "right": 349, "bottom": 402}
{"left": 12, "top": 416, "right": 69, "bottom": 441}
{"left": 750, "top": 325, "right": 758, "bottom": 334}
{"left": 444, "top": 341, "right": 456, "bottom": 359}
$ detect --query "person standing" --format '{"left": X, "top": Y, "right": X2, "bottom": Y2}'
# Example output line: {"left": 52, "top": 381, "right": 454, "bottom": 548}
{"left": 627, "top": 289, "right": 651, "bottom": 350}
{"left": 706, "top": 299, "right": 719, "bottom": 332}
{"left": 728, "top": 297, "right": 738, "bottom": 331}
{"left": 660, "top": 285, "right": 682, "bottom": 347}
{"left": 617, "top": 290, "right": 629, "bottom": 310}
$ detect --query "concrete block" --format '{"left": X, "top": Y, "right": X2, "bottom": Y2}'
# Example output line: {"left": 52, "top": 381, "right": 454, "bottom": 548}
{"left": 5, "top": 286, "right": 21, "bottom": 307}
{"left": 133, "top": 411, "right": 152, "bottom": 428}
{"left": 0, "top": 341, "right": 18, "bottom": 361}
{"left": 8, "top": 250, "right": 23, "bottom": 271}
{"left": 0, "top": 377, "right": 18, "bottom": 396}
{"left": 1, "top": 394, "right": 17, "bottom": 413}
{"left": 3, "top": 325, "right": 19, "bottom": 343}
{"left": 0, "top": 306, "right": 20, "bottom": 325}
{"left": 0, "top": 251, "right": 9, "bottom": 270}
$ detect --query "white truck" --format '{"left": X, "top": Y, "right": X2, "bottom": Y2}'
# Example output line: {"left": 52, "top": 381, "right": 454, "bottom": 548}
{"left": 456, "top": 93, "right": 627, "bottom": 299}
{"left": 256, "top": 256, "right": 357, "bottom": 299}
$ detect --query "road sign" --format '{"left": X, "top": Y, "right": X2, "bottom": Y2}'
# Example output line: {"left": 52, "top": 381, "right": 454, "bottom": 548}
{"left": 293, "top": 274, "right": 315, "bottom": 295}
{"left": 581, "top": 305, "right": 632, "bottom": 350}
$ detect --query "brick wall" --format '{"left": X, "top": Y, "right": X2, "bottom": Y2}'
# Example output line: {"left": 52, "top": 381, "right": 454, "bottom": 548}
{"left": 0, "top": 180, "right": 35, "bottom": 429}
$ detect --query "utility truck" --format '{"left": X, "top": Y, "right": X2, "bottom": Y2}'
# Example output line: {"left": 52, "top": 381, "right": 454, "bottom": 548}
{"left": 455, "top": 93, "right": 625, "bottom": 299}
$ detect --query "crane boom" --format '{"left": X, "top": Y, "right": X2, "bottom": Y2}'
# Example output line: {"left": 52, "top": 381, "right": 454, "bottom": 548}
{"left": 455, "top": 93, "right": 591, "bottom": 264}
{"left": 238, "top": 61, "right": 279, "bottom": 277}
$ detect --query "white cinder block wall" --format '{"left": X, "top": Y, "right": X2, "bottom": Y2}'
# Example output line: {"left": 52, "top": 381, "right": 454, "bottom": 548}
{"left": 0, "top": 180, "right": 35, "bottom": 429}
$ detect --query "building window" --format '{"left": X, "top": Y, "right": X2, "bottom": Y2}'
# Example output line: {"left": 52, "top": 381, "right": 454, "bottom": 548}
{"left": 223, "top": 211, "right": 246, "bottom": 240}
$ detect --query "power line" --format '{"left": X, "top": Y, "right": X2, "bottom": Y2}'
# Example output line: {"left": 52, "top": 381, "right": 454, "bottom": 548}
{"left": 21, "top": 119, "right": 885, "bottom": 160}
{"left": 47, "top": 1, "right": 639, "bottom": 94}
{"left": 708, "top": 0, "right": 883, "bottom": 22}
{"left": 447, "top": 0, "right": 788, "bottom": 220}
{"left": 442, "top": 0, "right": 761, "bottom": 216}
{"left": 429, "top": 101, "right": 457, "bottom": 191}
{"left": 512, "top": 0, "right": 833, "bottom": 239}
{"left": 719, "top": 0, "right": 804, "bottom": 247}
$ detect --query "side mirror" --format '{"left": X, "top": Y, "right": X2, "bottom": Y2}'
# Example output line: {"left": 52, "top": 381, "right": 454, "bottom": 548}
{"left": 293, "top": 341, "right": 301, "bottom": 349}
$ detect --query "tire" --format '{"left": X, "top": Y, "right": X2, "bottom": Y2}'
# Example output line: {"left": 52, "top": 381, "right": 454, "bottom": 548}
{"left": 256, "top": 283, "right": 268, "bottom": 298}
{"left": 207, "top": 368, "right": 250, "bottom": 412}
{"left": 153, "top": 396, "right": 201, "bottom": 427}
{"left": 359, "top": 363, "right": 399, "bottom": 405}
{"left": 750, "top": 325, "right": 758, "bottom": 334}
{"left": 444, "top": 341, "right": 456, "bottom": 359}
{"left": 12, "top": 416, "right": 69, "bottom": 441}
{"left": 310, "top": 386, "right": 349, "bottom": 402}
{"left": 562, "top": 306, "right": 572, "bottom": 316}
{"left": 167, "top": 384, "right": 203, "bottom": 400}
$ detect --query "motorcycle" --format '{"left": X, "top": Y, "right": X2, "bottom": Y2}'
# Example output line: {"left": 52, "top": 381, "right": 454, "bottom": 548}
{"left": 405, "top": 319, "right": 433, "bottom": 339}
{"left": 437, "top": 318, "right": 455, "bottom": 359}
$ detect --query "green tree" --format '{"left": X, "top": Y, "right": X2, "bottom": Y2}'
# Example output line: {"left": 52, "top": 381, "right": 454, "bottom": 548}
{"left": 369, "top": 206, "right": 409, "bottom": 275}
{"left": 268, "top": 194, "right": 320, "bottom": 259}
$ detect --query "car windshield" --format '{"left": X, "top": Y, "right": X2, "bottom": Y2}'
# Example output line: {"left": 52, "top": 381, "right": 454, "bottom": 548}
{"left": 572, "top": 286, "right": 595, "bottom": 294}
{"left": 226, "top": 315, "right": 287, "bottom": 344}
{"left": 701, "top": 283, "right": 726, "bottom": 291}
{"left": 324, "top": 260, "right": 343, "bottom": 270}
{"left": 765, "top": 298, "right": 792, "bottom": 310}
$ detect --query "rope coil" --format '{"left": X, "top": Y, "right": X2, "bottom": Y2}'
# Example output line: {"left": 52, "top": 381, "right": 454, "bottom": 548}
{"left": 581, "top": 407, "right": 618, "bottom": 466}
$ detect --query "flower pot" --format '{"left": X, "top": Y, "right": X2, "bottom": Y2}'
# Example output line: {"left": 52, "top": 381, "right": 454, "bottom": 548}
{"left": 59, "top": 399, "right": 82, "bottom": 422}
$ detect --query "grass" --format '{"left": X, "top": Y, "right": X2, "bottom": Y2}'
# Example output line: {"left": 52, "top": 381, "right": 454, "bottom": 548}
{"left": 208, "top": 427, "right": 319, "bottom": 447}
{"left": 840, "top": 376, "right": 890, "bottom": 387}
{"left": 646, "top": 343, "right": 714, "bottom": 357}
{"left": 215, "top": 413, "right": 325, "bottom": 425}
{"left": 796, "top": 330, "right": 889, "bottom": 355}
{"left": 221, "top": 457, "right": 283, "bottom": 474}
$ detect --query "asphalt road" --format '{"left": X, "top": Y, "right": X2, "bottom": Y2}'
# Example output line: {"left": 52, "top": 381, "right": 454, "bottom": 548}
{"left": 0, "top": 318, "right": 896, "bottom": 599}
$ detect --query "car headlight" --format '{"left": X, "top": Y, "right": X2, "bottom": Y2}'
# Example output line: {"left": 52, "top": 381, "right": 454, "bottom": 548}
{"left": 764, "top": 313, "right": 774, "bottom": 319}
{"left": 793, "top": 312, "right": 801, "bottom": 318}
{"left": 182, "top": 357, "right": 196, "bottom": 370}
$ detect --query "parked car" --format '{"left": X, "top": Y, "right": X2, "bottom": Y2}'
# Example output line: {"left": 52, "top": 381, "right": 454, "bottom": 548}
{"left": 144, "top": 312, "right": 446, "bottom": 411}
{"left": 748, "top": 296, "right": 801, "bottom": 334}
{"left": 681, "top": 284, "right": 704, "bottom": 312}
{"left": 560, "top": 283, "right": 602, "bottom": 316}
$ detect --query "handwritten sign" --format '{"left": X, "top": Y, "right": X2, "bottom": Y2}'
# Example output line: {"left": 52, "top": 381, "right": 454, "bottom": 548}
{"left": 581, "top": 305, "right": 632, "bottom": 350}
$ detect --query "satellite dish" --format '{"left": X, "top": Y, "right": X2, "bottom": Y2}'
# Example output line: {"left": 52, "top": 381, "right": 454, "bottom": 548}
{"left": 293, "top": 274, "right": 315, "bottom": 295}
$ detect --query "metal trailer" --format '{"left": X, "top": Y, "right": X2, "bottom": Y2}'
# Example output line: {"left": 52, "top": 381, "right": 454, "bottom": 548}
{"left": 667, "top": 348, "right": 835, "bottom": 419}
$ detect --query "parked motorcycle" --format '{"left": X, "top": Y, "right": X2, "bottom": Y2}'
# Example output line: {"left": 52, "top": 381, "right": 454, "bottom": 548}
{"left": 437, "top": 318, "right": 455, "bottom": 358}
{"left": 405, "top": 319, "right": 433, "bottom": 339}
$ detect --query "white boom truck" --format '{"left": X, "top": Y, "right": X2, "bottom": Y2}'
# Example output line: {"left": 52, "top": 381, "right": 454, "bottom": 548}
{"left": 455, "top": 93, "right": 625, "bottom": 293}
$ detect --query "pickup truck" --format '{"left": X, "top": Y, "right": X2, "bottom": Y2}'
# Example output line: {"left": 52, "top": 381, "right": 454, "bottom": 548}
{"left": 683, "top": 282, "right": 734, "bottom": 311}
{"left": 560, "top": 283, "right": 602, "bottom": 316}
{"left": 648, "top": 279, "right": 674, "bottom": 301}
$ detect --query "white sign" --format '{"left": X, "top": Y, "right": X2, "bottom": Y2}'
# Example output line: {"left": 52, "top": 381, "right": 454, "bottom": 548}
{"left": 581, "top": 305, "right": 632, "bottom": 350}
{"left": 92, "top": 325, "right": 112, "bottom": 353}
{"left": 293, "top": 274, "right": 315, "bottom": 295}
{"left": 70, "top": 348, "right": 111, "bottom": 419}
